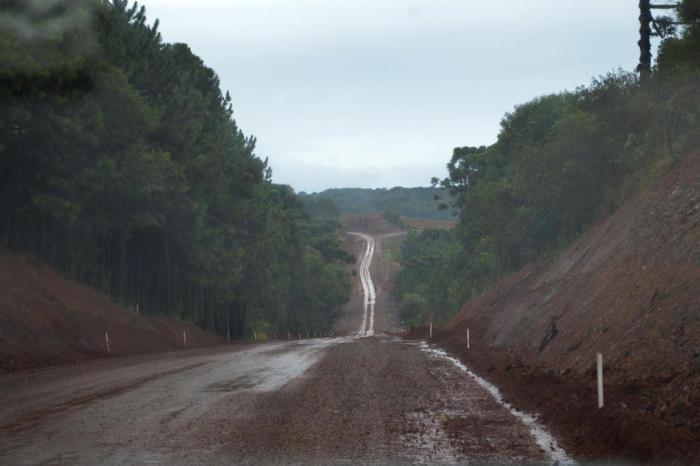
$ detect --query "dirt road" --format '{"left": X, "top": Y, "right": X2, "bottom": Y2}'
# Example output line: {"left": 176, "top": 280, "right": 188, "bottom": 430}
{"left": 0, "top": 339, "right": 346, "bottom": 464}
{"left": 348, "top": 232, "right": 377, "bottom": 336}
{"left": 0, "top": 229, "right": 572, "bottom": 465}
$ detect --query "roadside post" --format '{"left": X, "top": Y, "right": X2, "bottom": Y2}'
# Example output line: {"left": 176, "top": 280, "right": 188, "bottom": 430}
{"left": 467, "top": 328, "right": 470, "bottom": 349}
{"left": 254, "top": 331, "right": 257, "bottom": 342}
{"left": 429, "top": 322, "right": 433, "bottom": 340}
{"left": 597, "top": 353, "right": 604, "bottom": 408}
{"left": 105, "top": 332, "right": 111, "bottom": 353}
{"left": 183, "top": 329, "right": 187, "bottom": 348}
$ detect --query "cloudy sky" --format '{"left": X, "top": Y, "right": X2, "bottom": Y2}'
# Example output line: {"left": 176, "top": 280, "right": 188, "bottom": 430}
{"left": 142, "top": 0, "right": 644, "bottom": 193}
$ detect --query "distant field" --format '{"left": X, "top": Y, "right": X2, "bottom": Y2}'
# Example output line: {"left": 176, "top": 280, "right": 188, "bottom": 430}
{"left": 402, "top": 217, "right": 457, "bottom": 230}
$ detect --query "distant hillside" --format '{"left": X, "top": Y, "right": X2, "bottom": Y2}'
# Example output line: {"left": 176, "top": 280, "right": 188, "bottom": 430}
{"left": 300, "top": 187, "right": 453, "bottom": 220}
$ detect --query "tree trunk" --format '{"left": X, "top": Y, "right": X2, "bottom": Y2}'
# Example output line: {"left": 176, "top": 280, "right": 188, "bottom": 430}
{"left": 15, "top": 155, "right": 22, "bottom": 250}
{"left": 638, "top": 0, "right": 652, "bottom": 80}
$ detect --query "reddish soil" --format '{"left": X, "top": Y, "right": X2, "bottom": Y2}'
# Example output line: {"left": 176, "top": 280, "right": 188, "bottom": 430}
{"left": 411, "top": 152, "right": 700, "bottom": 464}
{"left": 0, "top": 248, "right": 220, "bottom": 373}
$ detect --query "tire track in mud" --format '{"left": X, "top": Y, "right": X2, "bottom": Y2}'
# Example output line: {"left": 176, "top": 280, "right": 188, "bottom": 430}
{"left": 348, "top": 232, "right": 376, "bottom": 336}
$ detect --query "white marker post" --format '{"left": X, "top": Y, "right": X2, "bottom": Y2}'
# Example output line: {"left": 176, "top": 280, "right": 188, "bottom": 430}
{"left": 467, "top": 328, "right": 470, "bottom": 349}
{"left": 254, "top": 331, "right": 257, "bottom": 342}
{"left": 183, "top": 330, "right": 187, "bottom": 348}
{"left": 105, "top": 332, "right": 111, "bottom": 353}
{"left": 597, "top": 353, "right": 604, "bottom": 409}
{"left": 429, "top": 322, "right": 433, "bottom": 340}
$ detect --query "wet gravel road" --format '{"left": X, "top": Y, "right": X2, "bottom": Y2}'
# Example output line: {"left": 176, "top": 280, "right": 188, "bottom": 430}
{"left": 0, "top": 336, "right": 561, "bottom": 465}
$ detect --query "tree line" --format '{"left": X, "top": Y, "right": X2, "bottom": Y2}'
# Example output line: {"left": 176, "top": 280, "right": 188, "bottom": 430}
{"left": 300, "top": 187, "right": 453, "bottom": 220}
{"left": 396, "top": 1, "right": 700, "bottom": 325}
{"left": 0, "top": 0, "right": 352, "bottom": 339}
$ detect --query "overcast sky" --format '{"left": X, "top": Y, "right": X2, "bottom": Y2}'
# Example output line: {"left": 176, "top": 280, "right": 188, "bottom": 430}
{"left": 142, "top": 0, "right": 644, "bottom": 193}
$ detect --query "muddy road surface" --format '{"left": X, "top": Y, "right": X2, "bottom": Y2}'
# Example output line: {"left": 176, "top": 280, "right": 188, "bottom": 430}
{"left": 0, "top": 229, "right": 572, "bottom": 465}
{"left": 0, "top": 339, "right": 344, "bottom": 464}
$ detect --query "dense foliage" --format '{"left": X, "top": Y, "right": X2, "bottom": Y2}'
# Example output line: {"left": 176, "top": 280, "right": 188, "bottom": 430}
{"left": 394, "top": 229, "right": 463, "bottom": 326}
{"left": 0, "top": 0, "right": 351, "bottom": 339}
{"left": 396, "top": 3, "right": 700, "bottom": 325}
{"left": 300, "top": 187, "right": 452, "bottom": 220}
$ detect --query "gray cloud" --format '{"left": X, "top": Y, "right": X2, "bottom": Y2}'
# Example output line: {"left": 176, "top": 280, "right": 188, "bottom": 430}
{"left": 142, "top": 0, "right": 645, "bottom": 192}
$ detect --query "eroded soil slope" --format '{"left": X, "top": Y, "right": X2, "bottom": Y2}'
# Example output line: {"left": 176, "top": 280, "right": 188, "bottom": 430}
{"left": 0, "top": 248, "right": 219, "bottom": 372}
{"left": 431, "top": 152, "right": 700, "bottom": 462}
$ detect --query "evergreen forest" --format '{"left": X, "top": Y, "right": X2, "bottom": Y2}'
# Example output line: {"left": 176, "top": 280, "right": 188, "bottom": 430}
{"left": 0, "top": 0, "right": 352, "bottom": 340}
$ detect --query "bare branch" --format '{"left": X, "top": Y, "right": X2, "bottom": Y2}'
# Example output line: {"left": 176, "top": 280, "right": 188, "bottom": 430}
{"left": 650, "top": 3, "right": 681, "bottom": 9}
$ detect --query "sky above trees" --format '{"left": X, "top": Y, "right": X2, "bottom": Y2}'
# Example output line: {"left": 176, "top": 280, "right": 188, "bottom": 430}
{"left": 143, "top": 0, "right": 648, "bottom": 192}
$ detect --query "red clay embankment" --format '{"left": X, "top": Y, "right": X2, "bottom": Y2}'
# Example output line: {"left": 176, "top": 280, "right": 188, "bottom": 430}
{"left": 0, "top": 248, "right": 220, "bottom": 373}
{"left": 424, "top": 153, "right": 700, "bottom": 463}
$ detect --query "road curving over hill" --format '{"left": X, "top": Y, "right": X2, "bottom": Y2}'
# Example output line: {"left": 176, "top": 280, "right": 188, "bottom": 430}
{"left": 347, "top": 232, "right": 376, "bottom": 336}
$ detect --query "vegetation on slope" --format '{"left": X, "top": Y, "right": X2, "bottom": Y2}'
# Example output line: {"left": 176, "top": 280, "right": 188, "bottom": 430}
{"left": 0, "top": 1, "right": 351, "bottom": 340}
{"left": 396, "top": 1, "right": 700, "bottom": 325}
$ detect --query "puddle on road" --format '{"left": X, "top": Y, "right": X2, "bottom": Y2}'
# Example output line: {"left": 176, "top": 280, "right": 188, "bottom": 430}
{"left": 203, "top": 337, "right": 353, "bottom": 395}
{"left": 253, "top": 337, "right": 354, "bottom": 391}
{"left": 253, "top": 350, "right": 318, "bottom": 391}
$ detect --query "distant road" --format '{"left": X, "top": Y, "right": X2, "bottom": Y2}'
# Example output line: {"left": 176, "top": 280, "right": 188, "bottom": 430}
{"left": 347, "top": 232, "right": 376, "bottom": 336}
